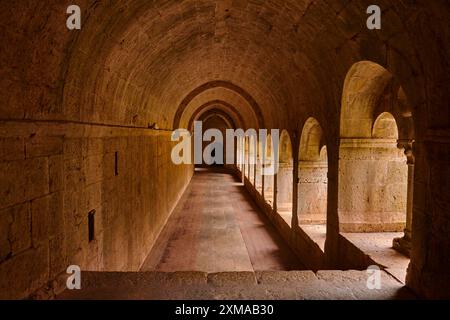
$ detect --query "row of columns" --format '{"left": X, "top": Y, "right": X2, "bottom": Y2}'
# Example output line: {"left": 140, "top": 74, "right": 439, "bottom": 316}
{"left": 236, "top": 135, "right": 414, "bottom": 257}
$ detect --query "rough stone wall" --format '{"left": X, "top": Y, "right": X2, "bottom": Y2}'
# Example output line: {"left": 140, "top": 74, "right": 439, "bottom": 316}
{"left": 0, "top": 0, "right": 449, "bottom": 299}
{"left": 0, "top": 1, "right": 194, "bottom": 299}
{"left": 298, "top": 162, "right": 328, "bottom": 224}
{"left": 0, "top": 122, "right": 192, "bottom": 299}
{"left": 276, "top": 165, "right": 293, "bottom": 211}
{"left": 338, "top": 139, "right": 407, "bottom": 232}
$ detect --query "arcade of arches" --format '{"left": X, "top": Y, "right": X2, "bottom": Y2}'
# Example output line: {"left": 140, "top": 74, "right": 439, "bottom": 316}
{"left": 0, "top": 1, "right": 449, "bottom": 300}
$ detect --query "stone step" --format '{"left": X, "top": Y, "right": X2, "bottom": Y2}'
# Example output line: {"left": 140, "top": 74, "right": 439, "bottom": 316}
{"left": 56, "top": 270, "right": 415, "bottom": 300}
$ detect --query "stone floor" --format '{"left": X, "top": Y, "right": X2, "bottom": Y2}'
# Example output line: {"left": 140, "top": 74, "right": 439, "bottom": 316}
{"left": 57, "top": 270, "right": 415, "bottom": 300}
{"left": 342, "top": 232, "right": 410, "bottom": 283}
{"left": 300, "top": 224, "right": 327, "bottom": 251}
{"left": 278, "top": 210, "right": 293, "bottom": 227}
{"left": 55, "top": 168, "right": 416, "bottom": 300}
{"left": 141, "top": 168, "right": 304, "bottom": 272}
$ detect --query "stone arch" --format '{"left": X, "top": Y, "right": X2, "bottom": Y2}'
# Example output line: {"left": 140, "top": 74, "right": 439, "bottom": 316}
{"left": 196, "top": 110, "right": 236, "bottom": 131}
{"left": 299, "top": 118, "right": 327, "bottom": 162}
{"left": 173, "top": 81, "right": 265, "bottom": 130}
{"left": 187, "top": 101, "right": 244, "bottom": 131}
{"left": 340, "top": 61, "right": 394, "bottom": 139}
{"left": 372, "top": 112, "right": 399, "bottom": 139}
{"left": 200, "top": 114, "right": 231, "bottom": 167}
{"left": 339, "top": 62, "right": 410, "bottom": 237}
{"left": 298, "top": 118, "right": 328, "bottom": 231}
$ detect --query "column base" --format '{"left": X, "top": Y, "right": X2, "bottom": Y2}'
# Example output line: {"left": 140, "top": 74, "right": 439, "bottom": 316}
{"left": 393, "top": 236, "right": 411, "bottom": 257}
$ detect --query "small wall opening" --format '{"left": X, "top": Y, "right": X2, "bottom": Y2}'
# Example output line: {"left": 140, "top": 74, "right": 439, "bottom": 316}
{"left": 88, "top": 210, "right": 96, "bottom": 243}
{"left": 114, "top": 152, "right": 119, "bottom": 176}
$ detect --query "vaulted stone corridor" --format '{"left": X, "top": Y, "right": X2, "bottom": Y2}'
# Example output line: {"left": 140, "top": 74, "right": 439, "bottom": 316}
{"left": 141, "top": 168, "right": 304, "bottom": 272}
{"left": 0, "top": 1, "right": 449, "bottom": 301}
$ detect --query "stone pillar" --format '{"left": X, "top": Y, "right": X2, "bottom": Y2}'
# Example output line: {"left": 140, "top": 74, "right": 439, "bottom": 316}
{"left": 393, "top": 140, "right": 414, "bottom": 257}
{"left": 292, "top": 152, "right": 299, "bottom": 227}
{"left": 276, "top": 162, "right": 293, "bottom": 212}
{"left": 261, "top": 143, "right": 266, "bottom": 199}
{"left": 273, "top": 171, "right": 278, "bottom": 213}
{"left": 240, "top": 137, "right": 245, "bottom": 182}
{"left": 249, "top": 138, "right": 256, "bottom": 184}
{"left": 264, "top": 168, "right": 274, "bottom": 206}
{"left": 255, "top": 156, "right": 263, "bottom": 193}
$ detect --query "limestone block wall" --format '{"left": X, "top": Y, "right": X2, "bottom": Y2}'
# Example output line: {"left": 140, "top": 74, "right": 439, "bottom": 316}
{"left": 338, "top": 139, "right": 407, "bottom": 232}
{"left": 0, "top": 122, "right": 193, "bottom": 299}
{"left": 298, "top": 161, "right": 328, "bottom": 224}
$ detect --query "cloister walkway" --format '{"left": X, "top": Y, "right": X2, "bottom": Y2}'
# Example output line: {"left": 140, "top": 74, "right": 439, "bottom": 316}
{"left": 141, "top": 167, "right": 305, "bottom": 272}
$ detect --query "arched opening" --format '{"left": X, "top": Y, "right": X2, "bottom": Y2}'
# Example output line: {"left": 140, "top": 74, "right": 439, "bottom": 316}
{"left": 297, "top": 118, "right": 328, "bottom": 249}
{"left": 276, "top": 130, "right": 294, "bottom": 226}
{"left": 339, "top": 61, "right": 414, "bottom": 281}
{"left": 198, "top": 114, "right": 230, "bottom": 168}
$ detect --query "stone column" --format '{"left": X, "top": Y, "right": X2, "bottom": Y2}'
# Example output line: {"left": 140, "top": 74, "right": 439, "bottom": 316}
{"left": 255, "top": 155, "right": 263, "bottom": 193}
{"left": 249, "top": 138, "right": 256, "bottom": 184}
{"left": 292, "top": 154, "right": 299, "bottom": 227}
{"left": 276, "top": 162, "right": 293, "bottom": 212}
{"left": 264, "top": 167, "right": 274, "bottom": 206}
{"left": 393, "top": 140, "right": 414, "bottom": 257}
{"left": 261, "top": 142, "right": 266, "bottom": 198}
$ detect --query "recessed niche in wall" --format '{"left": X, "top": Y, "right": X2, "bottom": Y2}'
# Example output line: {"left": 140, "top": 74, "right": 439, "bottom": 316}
{"left": 115, "top": 151, "right": 119, "bottom": 176}
{"left": 88, "top": 210, "right": 96, "bottom": 242}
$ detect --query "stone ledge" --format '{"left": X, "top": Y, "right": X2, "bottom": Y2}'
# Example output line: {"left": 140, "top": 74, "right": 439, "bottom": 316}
{"left": 54, "top": 270, "right": 415, "bottom": 300}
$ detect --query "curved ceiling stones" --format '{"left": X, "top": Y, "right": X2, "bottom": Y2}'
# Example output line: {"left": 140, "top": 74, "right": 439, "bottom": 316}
{"left": 173, "top": 80, "right": 265, "bottom": 130}
{"left": 187, "top": 100, "right": 244, "bottom": 131}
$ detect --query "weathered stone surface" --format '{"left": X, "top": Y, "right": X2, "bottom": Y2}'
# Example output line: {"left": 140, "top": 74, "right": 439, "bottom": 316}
{"left": 26, "top": 136, "right": 63, "bottom": 158}
{"left": 55, "top": 270, "right": 415, "bottom": 300}
{"left": 0, "top": 245, "right": 49, "bottom": 300}
{"left": 0, "top": 137, "right": 24, "bottom": 161}
{"left": 208, "top": 272, "right": 257, "bottom": 286}
{"left": 0, "top": 203, "right": 31, "bottom": 258}
{"left": 0, "top": 158, "right": 49, "bottom": 209}
{"left": 0, "top": 0, "right": 449, "bottom": 300}
{"left": 31, "top": 195, "right": 51, "bottom": 245}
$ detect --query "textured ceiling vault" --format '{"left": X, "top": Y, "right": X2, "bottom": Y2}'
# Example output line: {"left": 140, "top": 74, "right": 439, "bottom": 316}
{"left": 0, "top": 0, "right": 449, "bottom": 301}
{"left": 1, "top": 1, "right": 449, "bottom": 136}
